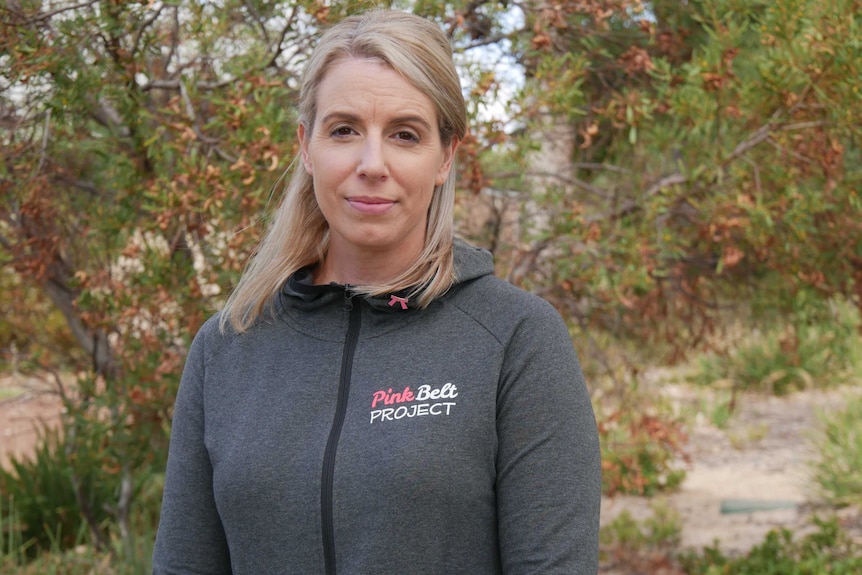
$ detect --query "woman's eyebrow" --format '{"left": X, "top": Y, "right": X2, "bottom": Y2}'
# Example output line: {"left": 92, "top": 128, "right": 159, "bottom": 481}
{"left": 319, "top": 111, "right": 361, "bottom": 125}
{"left": 319, "top": 111, "right": 433, "bottom": 132}
{"left": 390, "top": 115, "right": 433, "bottom": 131}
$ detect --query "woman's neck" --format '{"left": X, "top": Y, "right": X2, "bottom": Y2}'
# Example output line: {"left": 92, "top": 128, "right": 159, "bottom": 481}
{"left": 313, "top": 245, "right": 419, "bottom": 286}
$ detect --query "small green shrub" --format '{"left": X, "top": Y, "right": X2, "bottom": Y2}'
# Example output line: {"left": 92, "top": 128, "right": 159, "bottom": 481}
{"left": 810, "top": 394, "right": 862, "bottom": 507}
{"left": 0, "top": 427, "right": 115, "bottom": 558}
{"left": 601, "top": 501, "right": 682, "bottom": 550}
{"left": 691, "top": 296, "right": 862, "bottom": 396}
{"left": 598, "top": 392, "right": 689, "bottom": 496}
{"left": 678, "top": 516, "right": 862, "bottom": 574}
{"left": 600, "top": 501, "right": 682, "bottom": 572}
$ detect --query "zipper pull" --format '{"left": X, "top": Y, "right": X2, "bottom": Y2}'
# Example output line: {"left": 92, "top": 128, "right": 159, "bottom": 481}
{"left": 343, "top": 286, "right": 355, "bottom": 311}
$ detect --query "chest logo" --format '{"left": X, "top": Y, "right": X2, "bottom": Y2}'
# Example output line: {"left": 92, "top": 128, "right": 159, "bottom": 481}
{"left": 369, "top": 383, "right": 458, "bottom": 424}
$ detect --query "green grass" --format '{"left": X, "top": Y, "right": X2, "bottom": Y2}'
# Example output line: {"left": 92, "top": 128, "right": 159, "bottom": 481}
{"left": 0, "top": 427, "right": 113, "bottom": 558}
{"left": 0, "top": 533, "right": 154, "bottom": 575}
{"left": 0, "top": 388, "right": 22, "bottom": 401}
{"left": 689, "top": 297, "right": 862, "bottom": 397}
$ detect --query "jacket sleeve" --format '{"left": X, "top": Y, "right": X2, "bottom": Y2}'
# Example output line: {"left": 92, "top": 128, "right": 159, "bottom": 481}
{"left": 495, "top": 299, "right": 601, "bottom": 574}
{"left": 153, "top": 326, "right": 232, "bottom": 574}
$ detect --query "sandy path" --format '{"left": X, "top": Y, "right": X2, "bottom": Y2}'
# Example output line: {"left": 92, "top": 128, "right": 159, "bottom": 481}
{"left": 0, "top": 375, "right": 64, "bottom": 470}
{"left": 601, "top": 385, "right": 861, "bottom": 557}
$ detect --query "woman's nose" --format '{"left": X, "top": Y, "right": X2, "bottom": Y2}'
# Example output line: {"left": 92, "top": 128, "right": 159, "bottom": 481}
{"left": 356, "top": 135, "right": 389, "bottom": 179}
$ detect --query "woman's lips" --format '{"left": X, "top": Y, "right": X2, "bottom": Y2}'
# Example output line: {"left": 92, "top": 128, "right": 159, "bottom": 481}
{"left": 347, "top": 197, "right": 395, "bottom": 215}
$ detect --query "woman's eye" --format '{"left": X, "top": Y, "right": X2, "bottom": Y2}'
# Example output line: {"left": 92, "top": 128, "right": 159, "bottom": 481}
{"left": 331, "top": 126, "right": 354, "bottom": 137}
{"left": 394, "top": 131, "right": 419, "bottom": 142}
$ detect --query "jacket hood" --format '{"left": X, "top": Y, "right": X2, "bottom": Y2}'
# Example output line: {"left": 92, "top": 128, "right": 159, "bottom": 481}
{"left": 280, "top": 238, "right": 494, "bottom": 313}
{"left": 452, "top": 238, "right": 495, "bottom": 284}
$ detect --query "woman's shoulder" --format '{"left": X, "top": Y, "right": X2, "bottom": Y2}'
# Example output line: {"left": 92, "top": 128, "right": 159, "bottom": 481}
{"left": 191, "top": 306, "right": 296, "bottom": 354}
{"left": 186, "top": 309, "right": 249, "bottom": 362}
{"left": 444, "top": 274, "right": 568, "bottom": 341}
{"left": 449, "top": 239, "right": 559, "bottom": 318}
{"left": 453, "top": 271, "right": 559, "bottom": 311}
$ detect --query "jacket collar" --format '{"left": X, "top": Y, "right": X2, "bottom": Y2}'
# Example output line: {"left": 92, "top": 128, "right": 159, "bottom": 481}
{"left": 279, "top": 238, "right": 494, "bottom": 314}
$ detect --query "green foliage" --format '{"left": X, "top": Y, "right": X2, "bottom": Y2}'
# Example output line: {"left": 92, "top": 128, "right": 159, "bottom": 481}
{"left": 1, "top": 0, "right": 333, "bottom": 563}
{"left": 678, "top": 517, "right": 862, "bottom": 575}
{"left": 0, "top": 268, "right": 79, "bottom": 373}
{"left": 602, "top": 511, "right": 862, "bottom": 575}
{"left": 456, "top": 0, "right": 862, "bottom": 361}
{"left": 601, "top": 501, "right": 683, "bottom": 551}
{"left": 597, "top": 383, "right": 689, "bottom": 496}
{"left": 0, "top": 427, "right": 113, "bottom": 558}
{"left": 601, "top": 510, "right": 862, "bottom": 574}
{"left": 0, "top": 521, "right": 154, "bottom": 575}
{"left": 690, "top": 295, "right": 862, "bottom": 395}
{"left": 810, "top": 394, "right": 862, "bottom": 507}
{"left": 703, "top": 391, "right": 736, "bottom": 429}
{"left": 599, "top": 501, "right": 683, "bottom": 573}
{"left": 0, "top": 430, "right": 162, "bottom": 570}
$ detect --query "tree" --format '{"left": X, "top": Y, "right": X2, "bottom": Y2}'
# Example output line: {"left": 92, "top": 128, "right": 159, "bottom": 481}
{"left": 0, "top": 0, "right": 330, "bottom": 549}
{"left": 448, "top": 0, "right": 861, "bottom": 360}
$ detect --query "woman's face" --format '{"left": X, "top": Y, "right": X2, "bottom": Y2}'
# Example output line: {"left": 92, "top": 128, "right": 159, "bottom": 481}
{"left": 299, "top": 58, "right": 457, "bottom": 280}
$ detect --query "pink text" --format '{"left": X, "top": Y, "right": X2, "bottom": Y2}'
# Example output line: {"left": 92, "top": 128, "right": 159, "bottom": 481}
{"left": 371, "top": 386, "right": 415, "bottom": 408}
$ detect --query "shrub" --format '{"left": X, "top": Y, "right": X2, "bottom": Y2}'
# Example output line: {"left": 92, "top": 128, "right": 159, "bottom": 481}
{"left": 599, "top": 501, "right": 682, "bottom": 573}
{"left": 601, "top": 500, "right": 682, "bottom": 550}
{"left": 0, "top": 427, "right": 114, "bottom": 559}
{"left": 691, "top": 296, "right": 861, "bottom": 396}
{"left": 597, "top": 386, "right": 689, "bottom": 496}
{"left": 678, "top": 516, "right": 862, "bottom": 575}
{"left": 810, "top": 394, "right": 862, "bottom": 507}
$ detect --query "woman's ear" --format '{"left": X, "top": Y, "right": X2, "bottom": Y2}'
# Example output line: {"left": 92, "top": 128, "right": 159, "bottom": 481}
{"left": 298, "top": 123, "right": 313, "bottom": 175}
{"left": 435, "top": 137, "right": 460, "bottom": 186}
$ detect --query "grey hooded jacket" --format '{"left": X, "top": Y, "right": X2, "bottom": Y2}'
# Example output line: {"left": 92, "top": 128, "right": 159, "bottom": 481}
{"left": 152, "top": 240, "right": 601, "bottom": 574}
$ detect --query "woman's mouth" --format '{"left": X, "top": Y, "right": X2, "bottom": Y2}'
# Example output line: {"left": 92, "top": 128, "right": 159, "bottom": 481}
{"left": 347, "top": 197, "right": 396, "bottom": 215}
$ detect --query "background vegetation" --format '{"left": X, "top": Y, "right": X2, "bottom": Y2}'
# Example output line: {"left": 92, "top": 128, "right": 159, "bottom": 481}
{"left": 1, "top": 0, "right": 860, "bottom": 572}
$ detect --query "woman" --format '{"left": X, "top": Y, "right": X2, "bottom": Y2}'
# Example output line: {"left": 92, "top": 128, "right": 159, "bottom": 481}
{"left": 153, "top": 9, "right": 601, "bottom": 575}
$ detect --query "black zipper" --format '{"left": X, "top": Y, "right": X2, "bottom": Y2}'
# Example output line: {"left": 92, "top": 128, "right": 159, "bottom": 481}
{"left": 321, "top": 290, "right": 361, "bottom": 575}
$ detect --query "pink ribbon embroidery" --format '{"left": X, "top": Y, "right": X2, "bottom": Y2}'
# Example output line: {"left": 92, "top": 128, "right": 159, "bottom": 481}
{"left": 388, "top": 295, "right": 409, "bottom": 310}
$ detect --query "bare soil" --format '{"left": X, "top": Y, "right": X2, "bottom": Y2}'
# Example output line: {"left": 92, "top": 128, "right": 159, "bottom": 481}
{"left": 601, "top": 383, "right": 862, "bottom": 565}
{"left": 0, "top": 375, "right": 64, "bottom": 470}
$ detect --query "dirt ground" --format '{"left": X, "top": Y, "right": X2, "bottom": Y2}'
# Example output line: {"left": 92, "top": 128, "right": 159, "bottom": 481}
{"left": 1, "top": 373, "right": 860, "bottom": 566}
{"left": 0, "top": 374, "right": 64, "bottom": 470}
{"left": 601, "top": 383, "right": 862, "bottom": 558}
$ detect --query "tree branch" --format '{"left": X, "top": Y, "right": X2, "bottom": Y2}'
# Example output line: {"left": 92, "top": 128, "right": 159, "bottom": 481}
{"left": 130, "top": 3, "right": 166, "bottom": 61}
{"left": 766, "top": 135, "right": 815, "bottom": 164}
{"left": 507, "top": 238, "right": 552, "bottom": 285}
{"left": 140, "top": 77, "right": 239, "bottom": 92}
{"left": 33, "top": 108, "right": 51, "bottom": 177}
{"left": 573, "top": 162, "right": 631, "bottom": 174}
{"left": 243, "top": 0, "right": 270, "bottom": 43}
{"left": 8, "top": 0, "right": 98, "bottom": 25}
{"left": 265, "top": 4, "right": 300, "bottom": 69}
{"left": 587, "top": 116, "right": 828, "bottom": 224}
{"left": 585, "top": 173, "right": 686, "bottom": 223}
{"left": 41, "top": 275, "right": 115, "bottom": 378}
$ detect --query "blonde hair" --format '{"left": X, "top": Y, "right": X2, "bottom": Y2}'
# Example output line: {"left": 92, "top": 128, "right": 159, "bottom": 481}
{"left": 220, "top": 10, "right": 467, "bottom": 333}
